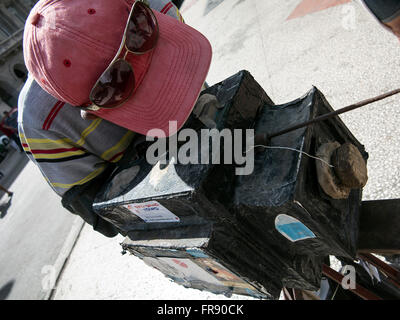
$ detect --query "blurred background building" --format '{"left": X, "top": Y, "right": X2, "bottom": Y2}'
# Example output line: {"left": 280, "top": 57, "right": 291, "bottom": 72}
{"left": 0, "top": 0, "right": 36, "bottom": 114}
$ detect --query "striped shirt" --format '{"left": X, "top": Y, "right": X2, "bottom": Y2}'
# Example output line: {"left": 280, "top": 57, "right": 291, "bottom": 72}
{"left": 18, "top": 0, "right": 183, "bottom": 196}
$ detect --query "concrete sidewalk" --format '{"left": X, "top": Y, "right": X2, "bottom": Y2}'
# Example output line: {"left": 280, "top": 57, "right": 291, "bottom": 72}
{"left": 0, "top": 159, "right": 78, "bottom": 300}
{"left": 52, "top": 0, "right": 400, "bottom": 299}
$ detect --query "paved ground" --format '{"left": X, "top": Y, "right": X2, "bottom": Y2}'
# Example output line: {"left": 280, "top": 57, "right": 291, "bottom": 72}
{"left": 184, "top": 0, "right": 400, "bottom": 201}
{"left": 0, "top": 151, "right": 76, "bottom": 300}
{"left": 51, "top": 0, "right": 400, "bottom": 300}
{"left": 2, "top": 0, "right": 399, "bottom": 300}
{"left": 0, "top": 147, "right": 28, "bottom": 198}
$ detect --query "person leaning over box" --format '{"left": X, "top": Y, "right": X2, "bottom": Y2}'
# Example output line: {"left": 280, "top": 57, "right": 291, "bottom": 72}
{"left": 19, "top": 0, "right": 212, "bottom": 237}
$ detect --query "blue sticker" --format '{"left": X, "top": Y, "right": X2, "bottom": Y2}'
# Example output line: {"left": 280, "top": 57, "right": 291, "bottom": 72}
{"left": 186, "top": 249, "right": 209, "bottom": 258}
{"left": 245, "top": 288, "right": 263, "bottom": 298}
{"left": 275, "top": 214, "right": 316, "bottom": 242}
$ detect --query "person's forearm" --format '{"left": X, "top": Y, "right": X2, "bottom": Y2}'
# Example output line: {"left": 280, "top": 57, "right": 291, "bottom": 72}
{"left": 385, "top": 15, "right": 400, "bottom": 38}
{"left": 363, "top": 0, "right": 400, "bottom": 39}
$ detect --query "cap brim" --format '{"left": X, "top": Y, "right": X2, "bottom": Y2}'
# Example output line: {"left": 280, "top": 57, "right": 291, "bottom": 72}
{"left": 93, "top": 10, "right": 212, "bottom": 138}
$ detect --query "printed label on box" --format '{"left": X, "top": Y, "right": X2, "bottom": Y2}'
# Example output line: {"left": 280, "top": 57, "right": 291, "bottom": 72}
{"left": 124, "top": 201, "right": 180, "bottom": 223}
{"left": 157, "top": 258, "right": 223, "bottom": 286}
{"left": 275, "top": 214, "right": 315, "bottom": 242}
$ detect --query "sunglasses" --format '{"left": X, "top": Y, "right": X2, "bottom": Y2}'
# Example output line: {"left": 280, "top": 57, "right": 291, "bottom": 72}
{"left": 81, "top": 1, "right": 159, "bottom": 111}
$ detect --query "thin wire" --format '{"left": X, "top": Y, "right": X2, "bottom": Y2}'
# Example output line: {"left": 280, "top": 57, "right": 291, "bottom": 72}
{"left": 247, "top": 145, "right": 335, "bottom": 168}
{"left": 331, "top": 284, "right": 340, "bottom": 300}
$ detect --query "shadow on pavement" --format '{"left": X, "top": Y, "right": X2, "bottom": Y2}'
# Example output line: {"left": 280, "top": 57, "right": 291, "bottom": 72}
{"left": 0, "top": 280, "right": 15, "bottom": 300}
{"left": 204, "top": 0, "right": 225, "bottom": 15}
{"left": 0, "top": 195, "right": 12, "bottom": 218}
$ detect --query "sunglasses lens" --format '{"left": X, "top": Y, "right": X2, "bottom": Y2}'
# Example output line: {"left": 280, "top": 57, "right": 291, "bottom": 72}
{"left": 126, "top": 2, "right": 158, "bottom": 53}
{"left": 90, "top": 60, "right": 135, "bottom": 108}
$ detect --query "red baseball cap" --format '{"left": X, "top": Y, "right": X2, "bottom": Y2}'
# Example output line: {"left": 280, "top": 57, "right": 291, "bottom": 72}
{"left": 23, "top": 0, "right": 212, "bottom": 137}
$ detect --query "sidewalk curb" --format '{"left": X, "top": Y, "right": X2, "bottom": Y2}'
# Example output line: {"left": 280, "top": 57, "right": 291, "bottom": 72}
{"left": 43, "top": 216, "right": 85, "bottom": 300}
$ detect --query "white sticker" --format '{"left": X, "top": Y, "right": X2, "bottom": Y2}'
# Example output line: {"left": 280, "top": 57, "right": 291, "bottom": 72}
{"left": 124, "top": 201, "right": 180, "bottom": 223}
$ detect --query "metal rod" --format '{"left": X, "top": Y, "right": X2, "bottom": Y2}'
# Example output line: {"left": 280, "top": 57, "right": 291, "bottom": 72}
{"left": 322, "top": 264, "right": 383, "bottom": 300}
{"left": 282, "top": 287, "right": 293, "bottom": 300}
{"left": 358, "top": 253, "right": 400, "bottom": 289}
{"left": 265, "top": 88, "right": 400, "bottom": 140}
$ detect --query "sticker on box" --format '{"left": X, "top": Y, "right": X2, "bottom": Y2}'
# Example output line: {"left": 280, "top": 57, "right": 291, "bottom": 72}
{"left": 157, "top": 258, "right": 223, "bottom": 286}
{"left": 186, "top": 249, "right": 209, "bottom": 258}
{"left": 124, "top": 201, "right": 180, "bottom": 223}
{"left": 275, "top": 214, "right": 315, "bottom": 242}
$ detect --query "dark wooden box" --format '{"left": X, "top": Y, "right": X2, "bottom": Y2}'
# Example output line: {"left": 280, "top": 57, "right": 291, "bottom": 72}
{"left": 234, "top": 87, "right": 368, "bottom": 259}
